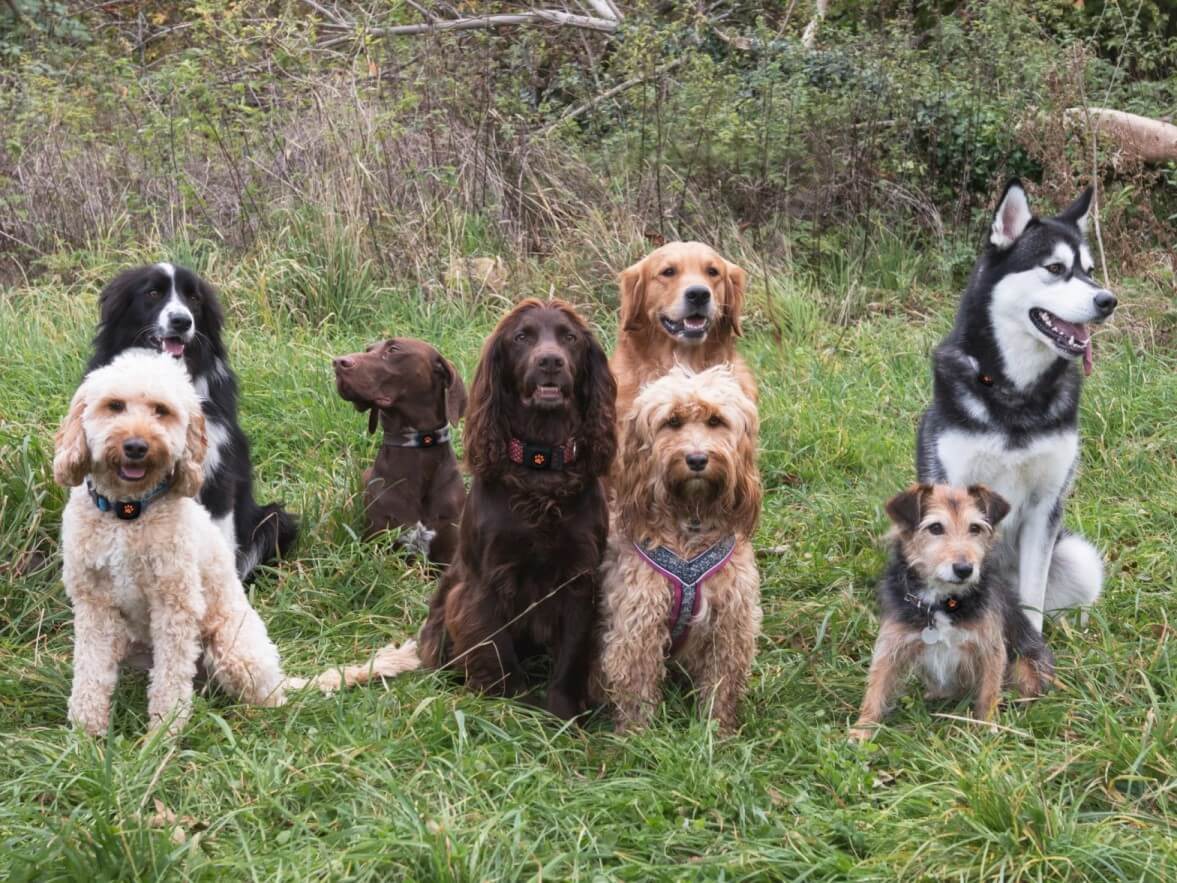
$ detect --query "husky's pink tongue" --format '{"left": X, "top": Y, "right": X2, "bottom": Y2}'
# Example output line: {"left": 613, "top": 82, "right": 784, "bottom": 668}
{"left": 1083, "top": 339, "right": 1093, "bottom": 376}
{"left": 162, "top": 338, "right": 185, "bottom": 358}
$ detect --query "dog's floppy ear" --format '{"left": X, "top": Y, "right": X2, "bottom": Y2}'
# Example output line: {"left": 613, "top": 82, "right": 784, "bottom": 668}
{"left": 576, "top": 322, "right": 618, "bottom": 478}
{"left": 173, "top": 408, "right": 207, "bottom": 498}
{"left": 463, "top": 319, "right": 511, "bottom": 476}
{"left": 436, "top": 355, "right": 468, "bottom": 426}
{"left": 990, "top": 180, "right": 1033, "bottom": 249}
{"left": 614, "top": 405, "right": 657, "bottom": 537}
{"left": 619, "top": 257, "right": 649, "bottom": 333}
{"left": 1057, "top": 185, "right": 1094, "bottom": 236}
{"left": 727, "top": 395, "right": 761, "bottom": 538}
{"left": 720, "top": 258, "right": 747, "bottom": 337}
{"left": 194, "top": 272, "right": 225, "bottom": 346}
{"left": 968, "top": 484, "right": 1010, "bottom": 528}
{"left": 884, "top": 484, "right": 930, "bottom": 533}
{"left": 53, "top": 387, "right": 91, "bottom": 487}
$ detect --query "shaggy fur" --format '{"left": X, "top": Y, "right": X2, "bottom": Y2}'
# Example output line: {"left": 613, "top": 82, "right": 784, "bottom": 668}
{"left": 418, "top": 299, "right": 617, "bottom": 720}
{"left": 54, "top": 351, "right": 286, "bottom": 735}
{"left": 600, "top": 365, "right": 762, "bottom": 732}
{"left": 611, "top": 242, "right": 754, "bottom": 422}
{"left": 850, "top": 484, "right": 1054, "bottom": 742}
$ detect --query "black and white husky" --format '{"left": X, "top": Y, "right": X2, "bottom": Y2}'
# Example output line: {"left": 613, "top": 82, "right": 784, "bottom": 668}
{"left": 917, "top": 181, "right": 1117, "bottom": 631}
{"left": 89, "top": 263, "right": 298, "bottom": 579}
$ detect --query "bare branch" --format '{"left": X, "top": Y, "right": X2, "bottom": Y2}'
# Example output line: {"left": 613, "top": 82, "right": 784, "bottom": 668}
{"left": 317, "top": 9, "right": 620, "bottom": 48}
{"left": 801, "top": 0, "right": 828, "bottom": 49}
{"left": 539, "top": 57, "right": 684, "bottom": 134}
{"left": 583, "top": 0, "right": 621, "bottom": 20}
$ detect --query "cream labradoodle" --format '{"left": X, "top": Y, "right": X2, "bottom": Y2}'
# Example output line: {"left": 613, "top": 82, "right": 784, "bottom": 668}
{"left": 54, "top": 350, "right": 288, "bottom": 735}
{"left": 600, "top": 365, "right": 762, "bottom": 732}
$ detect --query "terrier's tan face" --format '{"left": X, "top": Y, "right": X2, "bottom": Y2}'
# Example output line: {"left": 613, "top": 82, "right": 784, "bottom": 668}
{"left": 885, "top": 485, "right": 1009, "bottom": 589}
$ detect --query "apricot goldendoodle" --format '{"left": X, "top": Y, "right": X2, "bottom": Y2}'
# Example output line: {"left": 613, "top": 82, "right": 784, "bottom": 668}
{"left": 54, "top": 350, "right": 287, "bottom": 734}
{"left": 599, "top": 365, "right": 762, "bottom": 732}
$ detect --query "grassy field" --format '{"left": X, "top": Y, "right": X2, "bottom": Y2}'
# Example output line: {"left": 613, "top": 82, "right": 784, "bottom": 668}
{"left": 1, "top": 244, "right": 1176, "bottom": 881}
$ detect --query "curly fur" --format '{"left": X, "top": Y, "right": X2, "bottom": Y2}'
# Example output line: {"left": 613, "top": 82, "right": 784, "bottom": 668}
{"left": 54, "top": 350, "right": 286, "bottom": 735}
{"left": 600, "top": 365, "right": 762, "bottom": 732}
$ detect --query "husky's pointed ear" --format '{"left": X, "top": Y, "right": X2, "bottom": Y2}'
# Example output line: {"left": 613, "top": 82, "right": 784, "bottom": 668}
{"left": 968, "top": 484, "right": 1010, "bottom": 528}
{"left": 1058, "top": 185, "right": 1094, "bottom": 236}
{"left": 990, "top": 180, "right": 1033, "bottom": 249}
{"left": 884, "top": 484, "right": 930, "bottom": 533}
{"left": 53, "top": 388, "right": 91, "bottom": 487}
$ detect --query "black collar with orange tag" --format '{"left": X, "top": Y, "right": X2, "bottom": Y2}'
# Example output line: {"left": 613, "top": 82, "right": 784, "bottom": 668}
{"left": 507, "top": 437, "right": 577, "bottom": 470}
{"left": 85, "top": 476, "right": 173, "bottom": 521}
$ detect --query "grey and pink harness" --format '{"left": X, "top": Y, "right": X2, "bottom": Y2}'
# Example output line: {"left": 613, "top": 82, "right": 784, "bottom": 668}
{"left": 634, "top": 535, "right": 737, "bottom": 652}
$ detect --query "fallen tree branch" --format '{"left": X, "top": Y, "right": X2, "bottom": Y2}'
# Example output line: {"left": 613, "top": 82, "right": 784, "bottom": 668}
{"left": 316, "top": 9, "right": 620, "bottom": 48}
{"left": 801, "top": 0, "right": 828, "bottom": 49}
{"left": 1064, "top": 106, "right": 1177, "bottom": 164}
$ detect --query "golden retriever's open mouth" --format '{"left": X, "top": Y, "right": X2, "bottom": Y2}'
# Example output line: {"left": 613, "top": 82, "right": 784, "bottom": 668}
{"left": 660, "top": 314, "right": 711, "bottom": 340}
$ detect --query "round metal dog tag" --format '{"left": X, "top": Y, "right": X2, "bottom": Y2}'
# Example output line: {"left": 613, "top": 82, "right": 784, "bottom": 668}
{"left": 920, "top": 626, "right": 941, "bottom": 645}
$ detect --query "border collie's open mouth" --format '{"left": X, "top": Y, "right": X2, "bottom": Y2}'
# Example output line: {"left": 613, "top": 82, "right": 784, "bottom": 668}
{"left": 151, "top": 335, "right": 187, "bottom": 359}
{"left": 118, "top": 463, "right": 148, "bottom": 482}
{"left": 660, "top": 314, "right": 711, "bottom": 340}
{"left": 1029, "top": 308, "right": 1093, "bottom": 373}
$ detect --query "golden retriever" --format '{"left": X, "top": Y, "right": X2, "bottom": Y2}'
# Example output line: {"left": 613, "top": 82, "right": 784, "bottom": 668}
{"left": 611, "top": 241, "right": 754, "bottom": 420}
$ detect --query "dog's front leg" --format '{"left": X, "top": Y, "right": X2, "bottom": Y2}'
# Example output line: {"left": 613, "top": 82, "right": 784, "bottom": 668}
{"left": 1017, "top": 503, "right": 1061, "bottom": 632}
{"left": 68, "top": 597, "right": 131, "bottom": 736}
{"left": 689, "top": 593, "right": 762, "bottom": 734}
{"left": 547, "top": 579, "right": 597, "bottom": 721}
{"left": 146, "top": 587, "right": 202, "bottom": 735}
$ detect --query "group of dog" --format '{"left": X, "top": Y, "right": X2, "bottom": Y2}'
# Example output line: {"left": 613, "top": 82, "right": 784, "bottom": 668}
{"left": 52, "top": 180, "right": 1116, "bottom": 740}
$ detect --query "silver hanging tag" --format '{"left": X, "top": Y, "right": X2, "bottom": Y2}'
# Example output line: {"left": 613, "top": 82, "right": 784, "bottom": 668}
{"left": 921, "top": 626, "right": 941, "bottom": 645}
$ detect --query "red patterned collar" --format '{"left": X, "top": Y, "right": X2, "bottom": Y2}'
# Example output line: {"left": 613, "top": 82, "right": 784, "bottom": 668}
{"left": 507, "top": 437, "right": 577, "bottom": 470}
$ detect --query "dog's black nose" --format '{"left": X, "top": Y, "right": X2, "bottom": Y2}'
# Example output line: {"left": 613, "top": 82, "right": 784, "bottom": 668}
{"left": 686, "top": 452, "right": 709, "bottom": 472}
{"left": 168, "top": 314, "right": 192, "bottom": 333}
{"left": 1093, "top": 291, "right": 1117, "bottom": 317}
{"left": 123, "top": 438, "right": 148, "bottom": 461}
{"left": 684, "top": 286, "right": 711, "bottom": 308}
{"left": 953, "top": 562, "right": 974, "bottom": 580}
{"left": 538, "top": 352, "right": 566, "bottom": 372}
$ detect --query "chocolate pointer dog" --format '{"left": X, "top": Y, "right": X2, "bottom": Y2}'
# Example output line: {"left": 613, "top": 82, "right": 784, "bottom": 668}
{"left": 333, "top": 338, "right": 467, "bottom": 565}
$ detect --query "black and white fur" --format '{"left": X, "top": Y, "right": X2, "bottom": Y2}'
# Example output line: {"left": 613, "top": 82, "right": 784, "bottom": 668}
{"left": 88, "top": 263, "right": 297, "bottom": 579}
{"left": 917, "top": 181, "right": 1116, "bottom": 631}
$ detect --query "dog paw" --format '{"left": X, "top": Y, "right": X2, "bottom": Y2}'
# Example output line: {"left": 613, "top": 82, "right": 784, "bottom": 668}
{"left": 848, "top": 726, "right": 874, "bottom": 743}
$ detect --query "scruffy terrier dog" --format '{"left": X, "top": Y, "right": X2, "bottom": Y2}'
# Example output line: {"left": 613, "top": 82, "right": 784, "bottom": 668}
{"left": 54, "top": 351, "right": 287, "bottom": 735}
{"left": 600, "top": 365, "right": 762, "bottom": 732}
{"left": 851, "top": 484, "right": 1054, "bottom": 742}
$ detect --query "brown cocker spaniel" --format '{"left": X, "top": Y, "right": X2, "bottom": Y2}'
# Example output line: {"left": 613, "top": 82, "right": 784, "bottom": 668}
{"left": 418, "top": 299, "right": 617, "bottom": 720}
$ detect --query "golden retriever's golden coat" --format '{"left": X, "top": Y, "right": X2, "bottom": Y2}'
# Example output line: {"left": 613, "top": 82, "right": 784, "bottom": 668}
{"left": 611, "top": 241, "right": 754, "bottom": 421}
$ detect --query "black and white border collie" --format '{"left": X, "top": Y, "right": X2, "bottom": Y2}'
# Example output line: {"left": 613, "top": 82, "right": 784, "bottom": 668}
{"left": 88, "top": 263, "right": 297, "bottom": 579}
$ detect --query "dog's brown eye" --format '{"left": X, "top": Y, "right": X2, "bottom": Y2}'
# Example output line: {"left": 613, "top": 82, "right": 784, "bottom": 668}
{"left": 926, "top": 522, "right": 945, "bottom": 535}
{"left": 146, "top": 289, "right": 162, "bottom": 300}
{"left": 514, "top": 332, "right": 528, "bottom": 343}
{"left": 969, "top": 523, "right": 984, "bottom": 535}
{"left": 1045, "top": 263, "right": 1065, "bottom": 276}
{"left": 108, "top": 400, "right": 125, "bottom": 413}
{"left": 563, "top": 332, "right": 577, "bottom": 343}
{"left": 665, "top": 415, "right": 682, "bottom": 430}
{"left": 660, "top": 266, "right": 676, "bottom": 278}
{"left": 707, "top": 415, "right": 723, "bottom": 428}
{"left": 154, "top": 404, "right": 171, "bottom": 418}
{"left": 706, "top": 266, "right": 720, "bottom": 277}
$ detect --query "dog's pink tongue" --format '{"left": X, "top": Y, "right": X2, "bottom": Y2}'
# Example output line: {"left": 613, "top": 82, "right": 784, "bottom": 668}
{"left": 122, "top": 464, "right": 146, "bottom": 480}
{"left": 1084, "top": 338, "right": 1093, "bottom": 376}
{"left": 162, "top": 339, "right": 185, "bottom": 358}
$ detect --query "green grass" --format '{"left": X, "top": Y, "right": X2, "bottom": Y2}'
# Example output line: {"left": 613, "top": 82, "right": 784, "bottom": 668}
{"left": 2, "top": 246, "right": 1176, "bottom": 881}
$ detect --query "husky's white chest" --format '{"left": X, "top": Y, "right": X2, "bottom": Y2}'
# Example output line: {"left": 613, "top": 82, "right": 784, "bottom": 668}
{"left": 935, "top": 428, "right": 1077, "bottom": 525}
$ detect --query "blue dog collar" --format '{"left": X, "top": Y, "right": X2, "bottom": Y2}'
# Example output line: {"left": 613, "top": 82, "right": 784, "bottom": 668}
{"left": 86, "top": 475, "right": 172, "bottom": 521}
